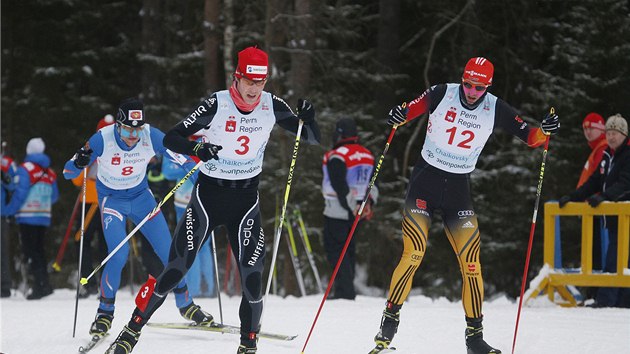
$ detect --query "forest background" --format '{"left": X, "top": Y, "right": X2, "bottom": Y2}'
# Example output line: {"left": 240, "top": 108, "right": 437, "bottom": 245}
{"left": 2, "top": 0, "right": 630, "bottom": 300}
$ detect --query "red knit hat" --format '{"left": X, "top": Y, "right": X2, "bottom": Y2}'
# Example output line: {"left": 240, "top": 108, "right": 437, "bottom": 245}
{"left": 582, "top": 112, "right": 605, "bottom": 130}
{"left": 96, "top": 114, "right": 115, "bottom": 131}
{"left": 234, "top": 46, "right": 268, "bottom": 81}
{"left": 462, "top": 57, "right": 494, "bottom": 85}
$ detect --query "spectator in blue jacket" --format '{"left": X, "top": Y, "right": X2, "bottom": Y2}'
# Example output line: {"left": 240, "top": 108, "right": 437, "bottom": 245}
{"left": 4, "top": 137, "right": 59, "bottom": 300}
{"left": 1, "top": 148, "right": 19, "bottom": 298}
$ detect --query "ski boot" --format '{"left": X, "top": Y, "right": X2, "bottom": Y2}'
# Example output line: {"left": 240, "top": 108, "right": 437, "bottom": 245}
{"left": 372, "top": 302, "right": 402, "bottom": 352}
{"left": 89, "top": 312, "right": 113, "bottom": 336}
{"left": 237, "top": 332, "right": 257, "bottom": 353}
{"left": 179, "top": 302, "right": 214, "bottom": 326}
{"left": 465, "top": 316, "right": 501, "bottom": 354}
{"left": 105, "top": 325, "right": 141, "bottom": 354}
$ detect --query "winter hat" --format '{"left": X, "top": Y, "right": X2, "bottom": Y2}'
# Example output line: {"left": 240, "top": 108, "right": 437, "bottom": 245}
{"left": 234, "top": 46, "right": 268, "bottom": 81}
{"left": 462, "top": 57, "right": 494, "bottom": 85}
{"left": 97, "top": 114, "right": 115, "bottom": 131}
{"left": 605, "top": 114, "right": 628, "bottom": 136}
{"left": 26, "top": 137, "right": 45, "bottom": 155}
{"left": 582, "top": 112, "right": 605, "bottom": 130}
{"left": 333, "top": 117, "right": 358, "bottom": 144}
{"left": 116, "top": 98, "right": 145, "bottom": 127}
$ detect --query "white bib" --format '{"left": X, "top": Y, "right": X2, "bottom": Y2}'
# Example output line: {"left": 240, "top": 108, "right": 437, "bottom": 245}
{"left": 421, "top": 84, "right": 497, "bottom": 173}
{"left": 97, "top": 124, "right": 155, "bottom": 189}
{"left": 198, "top": 90, "right": 275, "bottom": 180}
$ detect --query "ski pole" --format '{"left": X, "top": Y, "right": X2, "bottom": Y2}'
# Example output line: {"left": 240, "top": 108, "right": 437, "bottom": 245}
{"left": 301, "top": 115, "right": 404, "bottom": 353}
{"left": 72, "top": 167, "right": 88, "bottom": 337}
{"left": 74, "top": 203, "right": 98, "bottom": 241}
{"left": 80, "top": 160, "right": 203, "bottom": 285}
{"left": 51, "top": 192, "right": 82, "bottom": 272}
{"left": 210, "top": 230, "right": 224, "bottom": 325}
{"left": 261, "top": 119, "right": 305, "bottom": 322}
{"left": 511, "top": 107, "right": 555, "bottom": 354}
{"left": 285, "top": 217, "right": 307, "bottom": 296}
{"left": 294, "top": 206, "right": 323, "bottom": 293}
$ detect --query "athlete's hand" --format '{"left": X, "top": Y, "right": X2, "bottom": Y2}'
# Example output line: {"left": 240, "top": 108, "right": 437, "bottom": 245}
{"left": 73, "top": 147, "right": 92, "bottom": 169}
{"left": 541, "top": 111, "right": 560, "bottom": 135}
{"left": 387, "top": 105, "right": 408, "bottom": 126}
{"left": 296, "top": 98, "right": 315, "bottom": 124}
{"left": 192, "top": 142, "right": 222, "bottom": 162}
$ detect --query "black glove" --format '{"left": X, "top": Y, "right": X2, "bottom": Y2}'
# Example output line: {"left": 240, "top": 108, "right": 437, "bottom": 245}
{"left": 73, "top": 147, "right": 92, "bottom": 169}
{"left": 558, "top": 195, "right": 571, "bottom": 208}
{"left": 387, "top": 105, "right": 408, "bottom": 126}
{"left": 587, "top": 194, "right": 605, "bottom": 207}
{"left": 192, "top": 142, "right": 222, "bottom": 162}
{"left": 296, "top": 98, "right": 315, "bottom": 124}
{"left": 541, "top": 111, "right": 560, "bottom": 135}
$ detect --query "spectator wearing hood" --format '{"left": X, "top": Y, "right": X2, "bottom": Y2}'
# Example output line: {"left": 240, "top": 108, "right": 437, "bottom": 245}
{"left": 4, "top": 137, "right": 59, "bottom": 300}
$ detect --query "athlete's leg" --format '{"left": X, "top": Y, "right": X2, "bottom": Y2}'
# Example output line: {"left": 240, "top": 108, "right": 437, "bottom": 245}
{"left": 98, "top": 196, "right": 131, "bottom": 314}
{"left": 198, "top": 238, "right": 215, "bottom": 296}
{"left": 386, "top": 199, "right": 431, "bottom": 305}
{"left": 441, "top": 177, "right": 483, "bottom": 319}
{"left": 225, "top": 192, "right": 265, "bottom": 344}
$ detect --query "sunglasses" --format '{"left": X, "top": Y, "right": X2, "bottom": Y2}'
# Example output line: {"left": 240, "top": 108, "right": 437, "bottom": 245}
{"left": 462, "top": 81, "right": 488, "bottom": 92}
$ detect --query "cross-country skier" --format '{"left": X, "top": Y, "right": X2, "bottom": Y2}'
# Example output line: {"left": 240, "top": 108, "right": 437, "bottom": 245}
{"left": 63, "top": 98, "right": 212, "bottom": 344}
{"left": 370, "top": 57, "right": 560, "bottom": 354}
{"left": 106, "top": 46, "right": 320, "bottom": 354}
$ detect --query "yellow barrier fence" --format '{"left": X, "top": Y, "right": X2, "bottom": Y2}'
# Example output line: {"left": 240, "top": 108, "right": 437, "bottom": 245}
{"left": 526, "top": 201, "right": 630, "bottom": 306}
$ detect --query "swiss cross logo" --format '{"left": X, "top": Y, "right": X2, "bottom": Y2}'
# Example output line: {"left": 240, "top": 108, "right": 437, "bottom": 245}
{"left": 226, "top": 116, "right": 236, "bottom": 132}
{"left": 112, "top": 154, "right": 121, "bottom": 165}
{"left": 416, "top": 199, "right": 427, "bottom": 209}
{"left": 467, "top": 263, "right": 476, "bottom": 272}
{"left": 445, "top": 107, "right": 457, "bottom": 122}
{"left": 129, "top": 110, "right": 143, "bottom": 120}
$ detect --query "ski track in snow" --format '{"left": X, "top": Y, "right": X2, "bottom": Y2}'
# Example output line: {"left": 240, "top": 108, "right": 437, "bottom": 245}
{"left": 1, "top": 289, "right": 629, "bottom": 353}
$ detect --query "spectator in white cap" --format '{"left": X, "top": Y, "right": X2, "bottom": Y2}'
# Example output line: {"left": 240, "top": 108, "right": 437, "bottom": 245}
{"left": 4, "top": 137, "right": 59, "bottom": 299}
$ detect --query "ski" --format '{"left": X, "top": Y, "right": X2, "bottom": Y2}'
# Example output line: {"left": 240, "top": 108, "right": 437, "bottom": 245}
{"left": 147, "top": 322, "right": 297, "bottom": 341}
{"left": 78, "top": 333, "right": 109, "bottom": 353}
{"left": 368, "top": 344, "right": 396, "bottom": 353}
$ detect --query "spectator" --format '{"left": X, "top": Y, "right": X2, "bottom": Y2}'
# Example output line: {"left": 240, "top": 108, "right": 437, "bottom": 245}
{"left": 321, "top": 117, "right": 377, "bottom": 300}
{"left": 559, "top": 114, "right": 630, "bottom": 308}
{"left": 4, "top": 137, "right": 59, "bottom": 300}
{"left": 1, "top": 146, "right": 18, "bottom": 298}
{"left": 73, "top": 115, "right": 114, "bottom": 298}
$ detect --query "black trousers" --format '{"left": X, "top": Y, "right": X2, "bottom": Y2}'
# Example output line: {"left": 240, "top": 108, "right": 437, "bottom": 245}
{"left": 323, "top": 216, "right": 359, "bottom": 299}
{"left": 134, "top": 174, "right": 265, "bottom": 335}
{"left": 1, "top": 217, "right": 12, "bottom": 294}
{"left": 19, "top": 223, "right": 51, "bottom": 291}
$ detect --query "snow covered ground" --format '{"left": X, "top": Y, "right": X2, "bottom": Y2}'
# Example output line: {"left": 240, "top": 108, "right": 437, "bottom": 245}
{"left": 1, "top": 289, "right": 629, "bottom": 354}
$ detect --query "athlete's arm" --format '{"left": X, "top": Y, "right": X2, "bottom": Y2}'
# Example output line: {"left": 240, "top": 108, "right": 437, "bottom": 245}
{"left": 404, "top": 84, "right": 447, "bottom": 123}
{"left": 164, "top": 94, "right": 219, "bottom": 155}
{"left": 273, "top": 95, "right": 321, "bottom": 145}
{"left": 63, "top": 132, "right": 104, "bottom": 179}
{"left": 493, "top": 99, "right": 546, "bottom": 148}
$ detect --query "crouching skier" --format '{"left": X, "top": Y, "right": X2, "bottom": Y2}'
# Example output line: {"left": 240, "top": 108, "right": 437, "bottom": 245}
{"left": 63, "top": 98, "right": 213, "bottom": 347}
{"left": 106, "top": 46, "right": 321, "bottom": 354}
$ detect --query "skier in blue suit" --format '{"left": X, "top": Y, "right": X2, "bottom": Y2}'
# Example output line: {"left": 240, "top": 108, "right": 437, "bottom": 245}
{"left": 63, "top": 98, "right": 214, "bottom": 341}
